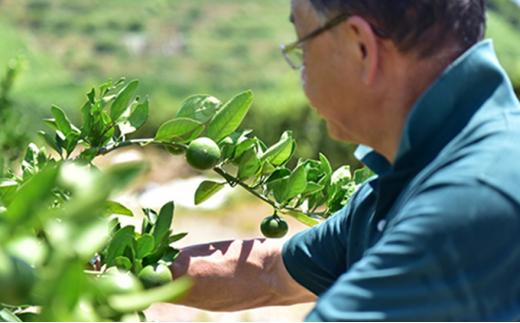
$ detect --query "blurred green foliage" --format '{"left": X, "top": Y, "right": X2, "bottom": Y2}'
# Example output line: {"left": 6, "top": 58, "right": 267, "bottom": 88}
{"left": 0, "top": 57, "right": 31, "bottom": 164}
{"left": 0, "top": 0, "right": 518, "bottom": 168}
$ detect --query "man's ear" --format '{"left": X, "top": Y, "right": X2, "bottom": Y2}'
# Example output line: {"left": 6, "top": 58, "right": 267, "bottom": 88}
{"left": 345, "top": 16, "right": 379, "bottom": 85}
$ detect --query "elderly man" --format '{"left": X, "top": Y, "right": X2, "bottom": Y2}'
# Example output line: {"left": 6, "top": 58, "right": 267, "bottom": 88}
{"left": 171, "top": 0, "right": 520, "bottom": 320}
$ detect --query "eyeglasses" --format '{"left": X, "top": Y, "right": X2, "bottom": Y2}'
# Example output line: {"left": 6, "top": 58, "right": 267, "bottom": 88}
{"left": 280, "top": 12, "right": 386, "bottom": 70}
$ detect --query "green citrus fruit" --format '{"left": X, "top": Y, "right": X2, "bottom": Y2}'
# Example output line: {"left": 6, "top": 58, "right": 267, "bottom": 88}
{"left": 96, "top": 268, "right": 143, "bottom": 296}
{"left": 0, "top": 250, "right": 37, "bottom": 306}
{"left": 137, "top": 264, "right": 172, "bottom": 288}
{"left": 185, "top": 137, "right": 221, "bottom": 170}
{"left": 260, "top": 215, "right": 289, "bottom": 238}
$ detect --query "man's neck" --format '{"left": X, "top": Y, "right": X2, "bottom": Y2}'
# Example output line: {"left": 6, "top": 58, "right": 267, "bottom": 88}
{"left": 368, "top": 50, "right": 459, "bottom": 163}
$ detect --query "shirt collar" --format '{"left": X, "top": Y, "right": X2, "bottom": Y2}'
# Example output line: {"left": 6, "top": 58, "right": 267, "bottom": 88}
{"left": 355, "top": 40, "right": 511, "bottom": 176}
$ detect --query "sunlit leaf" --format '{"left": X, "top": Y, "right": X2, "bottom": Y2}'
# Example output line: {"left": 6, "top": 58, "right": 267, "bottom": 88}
{"left": 111, "top": 80, "right": 139, "bottom": 121}
{"left": 280, "top": 209, "right": 320, "bottom": 227}
{"left": 115, "top": 256, "right": 133, "bottom": 271}
{"left": 136, "top": 234, "right": 155, "bottom": 259}
{"left": 260, "top": 131, "right": 295, "bottom": 166}
{"left": 105, "top": 226, "right": 135, "bottom": 267}
{"left": 5, "top": 165, "right": 59, "bottom": 225}
{"left": 51, "top": 105, "right": 76, "bottom": 137}
{"left": 206, "top": 90, "right": 253, "bottom": 142}
{"left": 168, "top": 232, "right": 188, "bottom": 244}
{"left": 105, "top": 201, "right": 133, "bottom": 217}
{"left": 176, "top": 95, "right": 221, "bottom": 124}
{"left": 237, "top": 149, "right": 262, "bottom": 180}
{"left": 155, "top": 118, "right": 204, "bottom": 143}
{"left": 152, "top": 201, "right": 174, "bottom": 246}
{"left": 194, "top": 181, "right": 225, "bottom": 205}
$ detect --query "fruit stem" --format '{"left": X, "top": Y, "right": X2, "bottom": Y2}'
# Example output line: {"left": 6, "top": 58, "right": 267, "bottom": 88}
{"left": 213, "top": 167, "right": 277, "bottom": 208}
{"left": 213, "top": 167, "right": 321, "bottom": 220}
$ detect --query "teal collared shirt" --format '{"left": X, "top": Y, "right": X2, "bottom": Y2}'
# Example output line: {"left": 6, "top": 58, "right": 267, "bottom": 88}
{"left": 282, "top": 40, "right": 520, "bottom": 321}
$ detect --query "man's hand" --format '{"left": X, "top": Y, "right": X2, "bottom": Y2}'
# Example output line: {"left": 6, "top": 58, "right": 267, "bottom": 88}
{"left": 170, "top": 238, "right": 316, "bottom": 311}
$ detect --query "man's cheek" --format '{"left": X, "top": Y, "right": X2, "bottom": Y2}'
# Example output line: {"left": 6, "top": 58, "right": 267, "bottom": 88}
{"left": 300, "top": 69, "right": 320, "bottom": 108}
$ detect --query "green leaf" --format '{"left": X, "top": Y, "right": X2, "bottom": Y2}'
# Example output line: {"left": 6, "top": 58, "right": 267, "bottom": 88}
{"left": 136, "top": 234, "right": 155, "bottom": 259}
{"left": 265, "top": 168, "right": 291, "bottom": 184}
{"left": 159, "top": 246, "right": 180, "bottom": 264}
{"left": 74, "top": 218, "right": 110, "bottom": 258}
{"left": 268, "top": 164, "right": 307, "bottom": 203}
{"left": 176, "top": 95, "right": 221, "bottom": 124}
{"left": 64, "top": 132, "right": 80, "bottom": 156}
{"left": 51, "top": 105, "right": 74, "bottom": 137}
{"left": 237, "top": 149, "right": 262, "bottom": 180}
{"left": 233, "top": 138, "right": 257, "bottom": 161}
{"left": 331, "top": 165, "right": 352, "bottom": 184}
{"left": 44, "top": 261, "right": 86, "bottom": 317}
{"left": 319, "top": 153, "right": 332, "bottom": 177}
{"left": 80, "top": 102, "right": 94, "bottom": 139}
{"left": 303, "top": 182, "right": 324, "bottom": 195}
{"left": 128, "top": 98, "right": 149, "bottom": 129}
{"left": 168, "top": 232, "right": 188, "bottom": 243}
{"left": 260, "top": 161, "right": 276, "bottom": 176}
{"left": 260, "top": 131, "right": 295, "bottom": 166}
{"left": 301, "top": 161, "right": 325, "bottom": 189}
{"left": 155, "top": 118, "right": 204, "bottom": 143}
{"left": 280, "top": 209, "right": 320, "bottom": 227}
{"left": 87, "top": 87, "right": 96, "bottom": 103}
{"left": 267, "top": 177, "right": 288, "bottom": 204}
{"left": 115, "top": 256, "right": 132, "bottom": 271}
{"left": 38, "top": 131, "right": 61, "bottom": 155}
{"left": 105, "top": 226, "right": 135, "bottom": 267}
{"left": 152, "top": 201, "right": 174, "bottom": 246}
{"left": 106, "top": 162, "right": 148, "bottom": 193}
{"left": 5, "top": 165, "right": 59, "bottom": 225}
{"left": 194, "top": 181, "right": 225, "bottom": 205}
{"left": 105, "top": 201, "right": 133, "bottom": 216}
{"left": 206, "top": 90, "right": 253, "bottom": 142}
{"left": 111, "top": 80, "right": 139, "bottom": 121}
{"left": 0, "top": 308, "right": 21, "bottom": 322}
{"left": 119, "top": 98, "right": 149, "bottom": 136}
{"left": 353, "top": 167, "right": 374, "bottom": 185}
{"left": 43, "top": 118, "right": 58, "bottom": 131}
{"left": 0, "top": 179, "right": 18, "bottom": 205}
{"left": 108, "top": 278, "right": 192, "bottom": 313}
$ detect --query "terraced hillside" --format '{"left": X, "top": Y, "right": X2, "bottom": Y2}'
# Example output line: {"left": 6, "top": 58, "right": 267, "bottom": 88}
{"left": 0, "top": 0, "right": 518, "bottom": 166}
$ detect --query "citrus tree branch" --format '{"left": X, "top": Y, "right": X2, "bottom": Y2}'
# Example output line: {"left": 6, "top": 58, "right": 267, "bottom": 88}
{"left": 97, "top": 139, "right": 187, "bottom": 155}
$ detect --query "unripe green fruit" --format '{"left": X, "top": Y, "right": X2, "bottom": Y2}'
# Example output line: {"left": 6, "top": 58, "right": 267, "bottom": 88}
{"left": 186, "top": 137, "right": 221, "bottom": 170}
{"left": 260, "top": 215, "right": 288, "bottom": 238}
{"left": 138, "top": 264, "right": 172, "bottom": 288}
{"left": 97, "top": 268, "right": 143, "bottom": 296}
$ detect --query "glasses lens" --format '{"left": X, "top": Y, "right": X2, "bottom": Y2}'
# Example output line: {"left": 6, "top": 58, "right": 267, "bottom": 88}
{"left": 286, "top": 46, "right": 303, "bottom": 69}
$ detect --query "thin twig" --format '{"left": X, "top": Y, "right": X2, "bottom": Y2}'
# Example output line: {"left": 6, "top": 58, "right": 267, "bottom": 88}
{"left": 98, "top": 138, "right": 186, "bottom": 155}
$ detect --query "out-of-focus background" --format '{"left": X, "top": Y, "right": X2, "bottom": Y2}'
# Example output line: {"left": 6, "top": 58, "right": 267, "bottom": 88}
{"left": 1, "top": 0, "right": 519, "bottom": 321}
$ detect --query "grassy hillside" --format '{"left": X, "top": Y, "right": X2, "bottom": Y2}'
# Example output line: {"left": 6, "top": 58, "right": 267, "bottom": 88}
{"left": 0, "top": 0, "right": 519, "bottom": 167}
{"left": 487, "top": 10, "right": 520, "bottom": 86}
{"left": 0, "top": 0, "right": 304, "bottom": 115}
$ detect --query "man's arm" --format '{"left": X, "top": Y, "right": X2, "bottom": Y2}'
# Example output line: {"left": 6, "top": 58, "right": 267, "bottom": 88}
{"left": 170, "top": 238, "right": 316, "bottom": 311}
